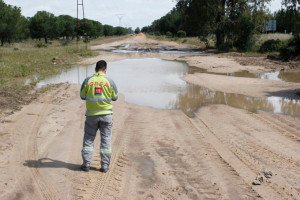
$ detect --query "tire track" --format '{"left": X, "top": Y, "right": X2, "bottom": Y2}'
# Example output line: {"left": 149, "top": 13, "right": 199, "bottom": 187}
{"left": 251, "top": 113, "right": 300, "bottom": 142}
{"left": 189, "top": 113, "right": 283, "bottom": 200}
{"left": 25, "top": 101, "right": 57, "bottom": 200}
{"left": 88, "top": 104, "right": 130, "bottom": 200}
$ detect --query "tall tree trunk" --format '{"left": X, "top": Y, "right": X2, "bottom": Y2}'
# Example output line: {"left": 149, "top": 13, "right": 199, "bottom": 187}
{"left": 216, "top": 0, "right": 226, "bottom": 48}
{"left": 1, "top": 38, "right": 4, "bottom": 46}
{"left": 44, "top": 37, "right": 48, "bottom": 44}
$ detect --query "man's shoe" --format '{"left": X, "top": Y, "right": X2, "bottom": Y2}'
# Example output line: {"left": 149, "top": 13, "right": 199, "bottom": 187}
{"left": 100, "top": 168, "right": 109, "bottom": 173}
{"left": 81, "top": 165, "right": 90, "bottom": 172}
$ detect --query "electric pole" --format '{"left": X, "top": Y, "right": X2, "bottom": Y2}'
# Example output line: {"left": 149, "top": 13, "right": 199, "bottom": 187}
{"left": 77, "top": 0, "right": 87, "bottom": 49}
{"left": 116, "top": 14, "right": 125, "bottom": 27}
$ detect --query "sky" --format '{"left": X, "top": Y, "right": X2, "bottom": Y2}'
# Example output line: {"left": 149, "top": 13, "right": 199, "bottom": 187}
{"left": 3, "top": 0, "right": 283, "bottom": 29}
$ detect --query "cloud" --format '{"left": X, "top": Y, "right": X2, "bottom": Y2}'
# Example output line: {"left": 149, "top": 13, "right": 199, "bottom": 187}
{"left": 3, "top": 0, "right": 177, "bottom": 28}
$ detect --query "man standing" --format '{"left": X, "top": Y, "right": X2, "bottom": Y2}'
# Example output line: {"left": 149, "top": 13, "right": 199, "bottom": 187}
{"left": 80, "top": 60, "right": 118, "bottom": 173}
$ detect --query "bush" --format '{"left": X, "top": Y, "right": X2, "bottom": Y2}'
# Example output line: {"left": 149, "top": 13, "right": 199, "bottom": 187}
{"left": 258, "top": 39, "right": 283, "bottom": 53}
{"left": 279, "top": 36, "right": 300, "bottom": 61}
{"left": 166, "top": 31, "right": 173, "bottom": 38}
{"left": 154, "top": 31, "right": 161, "bottom": 36}
{"left": 35, "top": 42, "right": 47, "bottom": 48}
{"left": 177, "top": 30, "right": 186, "bottom": 38}
{"left": 171, "top": 37, "right": 179, "bottom": 41}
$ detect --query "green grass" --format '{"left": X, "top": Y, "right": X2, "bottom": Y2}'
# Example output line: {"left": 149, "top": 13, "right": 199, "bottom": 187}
{"left": 0, "top": 39, "right": 98, "bottom": 111}
{"left": 0, "top": 35, "right": 131, "bottom": 112}
{"left": 0, "top": 40, "right": 97, "bottom": 86}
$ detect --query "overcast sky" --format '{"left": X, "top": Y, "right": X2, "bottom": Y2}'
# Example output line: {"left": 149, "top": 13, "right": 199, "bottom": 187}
{"left": 4, "top": 0, "right": 283, "bottom": 29}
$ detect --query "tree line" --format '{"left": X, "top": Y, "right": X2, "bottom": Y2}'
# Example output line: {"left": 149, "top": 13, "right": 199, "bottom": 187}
{"left": 142, "top": 0, "right": 300, "bottom": 51}
{"left": 0, "top": 0, "right": 131, "bottom": 46}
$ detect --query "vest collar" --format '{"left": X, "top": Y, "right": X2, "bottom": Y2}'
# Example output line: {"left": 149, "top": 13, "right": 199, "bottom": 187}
{"left": 94, "top": 72, "right": 106, "bottom": 77}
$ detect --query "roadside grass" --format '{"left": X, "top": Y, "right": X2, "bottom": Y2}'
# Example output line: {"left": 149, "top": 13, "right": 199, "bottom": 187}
{"left": 0, "top": 39, "right": 98, "bottom": 112}
{"left": 254, "top": 33, "right": 293, "bottom": 49}
{"left": 257, "top": 33, "right": 293, "bottom": 43}
{"left": 149, "top": 33, "right": 293, "bottom": 52}
{"left": 147, "top": 35, "right": 210, "bottom": 48}
{"left": 0, "top": 40, "right": 96, "bottom": 86}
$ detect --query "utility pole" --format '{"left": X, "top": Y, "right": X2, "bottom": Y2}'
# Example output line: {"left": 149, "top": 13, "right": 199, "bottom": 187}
{"left": 116, "top": 14, "right": 125, "bottom": 27}
{"left": 77, "top": 0, "right": 87, "bottom": 49}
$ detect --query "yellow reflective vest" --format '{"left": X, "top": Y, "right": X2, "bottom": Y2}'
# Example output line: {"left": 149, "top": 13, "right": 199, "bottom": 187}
{"left": 80, "top": 73, "right": 118, "bottom": 116}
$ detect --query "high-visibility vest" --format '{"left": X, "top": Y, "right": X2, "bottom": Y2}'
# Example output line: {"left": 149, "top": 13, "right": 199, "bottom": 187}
{"left": 80, "top": 73, "right": 118, "bottom": 116}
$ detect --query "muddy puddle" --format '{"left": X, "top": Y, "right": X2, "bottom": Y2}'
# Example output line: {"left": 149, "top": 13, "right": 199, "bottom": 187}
{"left": 109, "top": 49, "right": 206, "bottom": 55}
{"left": 190, "top": 69, "right": 300, "bottom": 83}
{"left": 95, "top": 43, "right": 206, "bottom": 55}
{"left": 35, "top": 58, "right": 300, "bottom": 117}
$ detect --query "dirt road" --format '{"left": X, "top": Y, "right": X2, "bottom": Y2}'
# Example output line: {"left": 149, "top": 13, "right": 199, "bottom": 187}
{"left": 0, "top": 34, "right": 300, "bottom": 200}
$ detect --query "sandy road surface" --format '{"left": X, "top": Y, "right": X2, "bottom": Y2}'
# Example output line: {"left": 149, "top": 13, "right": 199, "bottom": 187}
{"left": 0, "top": 34, "right": 300, "bottom": 200}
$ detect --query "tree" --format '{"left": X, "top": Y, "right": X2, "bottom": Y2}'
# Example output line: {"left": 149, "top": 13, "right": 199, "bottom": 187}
{"left": 275, "top": 8, "right": 300, "bottom": 34}
{"left": 282, "top": 0, "right": 300, "bottom": 8}
{"left": 0, "top": 0, "right": 28, "bottom": 45}
{"left": 248, "top": 0, "right": 272, "bottom": 32}
{"left": 103, "top": 25, "right": 115, "bottom": 36}
{"left": 134, "top": 27, "right": 141, "bottom": 34}
{"left": 115, "top": 26, "right": 128, "bottom": 35}
{"left": 176, "top": 0, "right": 270, "bottom": 50}
{"left": 150, "top": 8, "right": 183, "bottom": 35}
{"left": 93, "top": 21, "right": 104, "bottom": 38}
{"left": 58, "top": 15, "right": 76, "bottom": 39}
{"left": 29, "top": 11, "right": 59, "bottom": 43}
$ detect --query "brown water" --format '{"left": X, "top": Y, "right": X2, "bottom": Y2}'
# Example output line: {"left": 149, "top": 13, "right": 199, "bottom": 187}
{"left": 198, "top": 70, "right": 300, "bottom": 83}
{"left": 35, "top": 58, "right": 300, "bottom": 117}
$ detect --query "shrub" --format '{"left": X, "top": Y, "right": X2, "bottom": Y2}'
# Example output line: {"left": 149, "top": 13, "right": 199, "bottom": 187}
{"left": 154, "top": 31, "right": 161, "bottom": 36}
{"left": 166, "top": 31, "right": 173, "bottom": 38}
{"left": 258, "top": 39, "right": 283, "bottom": 53}
{"left": 182, "top": 39, "right": 188, "bottom": 43}
{"left": 279, "top": 36, "right": 300, "bottom": 61}
{"left": 35, "top": 42, "right": 47, "bottom": 48}
{"left": 172, "top": 37, "right": 178, "bottom": 41}
{"left": 177, "top": 30, "right": 187, "bottom": 38}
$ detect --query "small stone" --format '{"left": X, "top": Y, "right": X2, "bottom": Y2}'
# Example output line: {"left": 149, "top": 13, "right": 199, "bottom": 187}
{"left": 256, "top": 174, "right": 264, "bottom": 183}
{"left": 263, "top": 170, "right": 273, "bottom": 178}
{"left": 252, "top": 180, "right": 261, "bottom": 185}
{"left": 253, "top": 173, "right": 264, "bottom": 185}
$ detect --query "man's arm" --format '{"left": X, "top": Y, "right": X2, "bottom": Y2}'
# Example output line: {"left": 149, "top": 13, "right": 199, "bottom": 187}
{"left": 107, "top": 78, "right": 118, "bottom": 101}
{"left": 80, "top": 77, "right": 90, "bottom": 100}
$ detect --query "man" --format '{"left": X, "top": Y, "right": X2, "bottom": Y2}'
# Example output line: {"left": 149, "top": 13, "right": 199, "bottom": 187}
{"left": 80, "top": 60, "right": 118, "bottom": 173}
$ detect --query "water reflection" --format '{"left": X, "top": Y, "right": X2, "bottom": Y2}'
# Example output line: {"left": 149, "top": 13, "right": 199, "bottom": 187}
{"left": 175, "top": 85, "right": 300, "bottom": 117}
{"left": 204, "top": 70, "right": 300, "bottom": 83}
{"left": 35, "top": 58, "right": 300, "bottom": 117}
{"left": 278, "top": 71, "right": 300, "bottom": 83}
